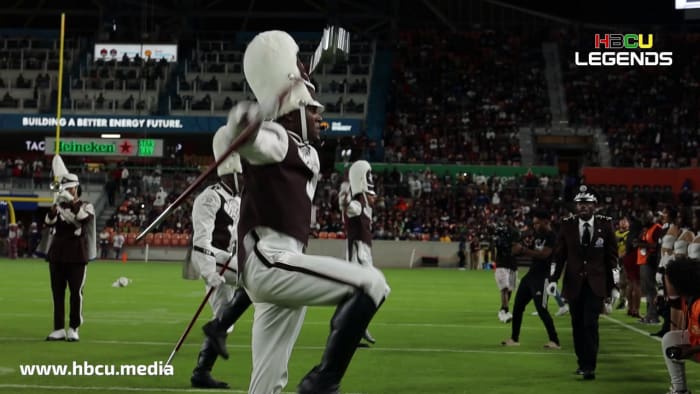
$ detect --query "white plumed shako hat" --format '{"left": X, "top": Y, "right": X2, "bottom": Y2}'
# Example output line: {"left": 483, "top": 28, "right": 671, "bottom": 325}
{"left": 349, "top": 160, "right": 375, "bottom": 196}
{"left": 243, "top": 30, "right": 323, "bottom": 120}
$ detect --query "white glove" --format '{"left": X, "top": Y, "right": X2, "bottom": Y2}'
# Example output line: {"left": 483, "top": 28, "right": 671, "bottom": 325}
{"left": 546, "top": 281, "right": 558, "bottom": 296}
{"left": 603, "top": 302, "right": 613, "bottom": 315}
{"left": 346, "top": 200, "right": 362, "bottom": 217}
{"left": 611, "top": 288, "right": 620, "bottom": 301}
{"left": 202, "top": 271, "right": 225, "bottom": 288}
{"left": 227, "top": 101, "right": 263, "bottom": 137}
{"left": 612, "top": 267, "right": 620, "bottom": 285}
{"left": 655, "top": 272, "right": 663, "bottom": 286}
{"left": 55, "top": 189, "right": 74, "bottom": 204}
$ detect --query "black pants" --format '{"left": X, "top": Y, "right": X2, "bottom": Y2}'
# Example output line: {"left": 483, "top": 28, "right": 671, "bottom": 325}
{"left": 49, "top": 262, "right": 87, "bottom": 330}
{"left": 569, "top": 280, "right": 603, "bottom": 372}
{"left": 511, "top": 274, "right": 559, "bottom": 344}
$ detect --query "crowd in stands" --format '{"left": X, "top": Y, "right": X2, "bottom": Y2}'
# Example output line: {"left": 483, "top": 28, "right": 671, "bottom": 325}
{"left": 0, "top": 156, "right": 47, "bottom": 188}
{"left": 384, "top": 29, "right": 551, "bottom": 165}
{"left": 312, "top": 166, "right": 699, "bottom": 245}
{"left": 3, "top": 31, "right": 700, "bottom": 166}
{"left": 560, "top": 29, "right": 700, "bottom": 168}
{"left": 2, "top": 27, "right": 700, "bottom": 256}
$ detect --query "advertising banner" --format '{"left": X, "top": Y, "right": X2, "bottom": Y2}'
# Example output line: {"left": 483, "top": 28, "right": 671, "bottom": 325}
{"left": 94, "top": 43, "right": 178, "bottom": 62}
{"left": 583, "top": 167, "right": 699, "bottom": 193}
{"left": 3, "top": 114, "right": 362, "bottom": 135}
{"left": 44, "top": 137, "right": 164, "bottom": 157}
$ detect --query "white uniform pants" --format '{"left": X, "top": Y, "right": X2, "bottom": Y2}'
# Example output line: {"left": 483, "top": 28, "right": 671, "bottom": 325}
{"left": 663, "top": 330, "right": 694, "bottom": 392}
{"left": 242, "top": 232, "right": 389, "bottom": 394}
{"left": 206, "top": 268, "right": 239, "bottom": 330}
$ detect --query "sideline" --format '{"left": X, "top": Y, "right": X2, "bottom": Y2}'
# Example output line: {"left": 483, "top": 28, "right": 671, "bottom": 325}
{"left": 601, "top": 314, "right": 662, "bottom": 342}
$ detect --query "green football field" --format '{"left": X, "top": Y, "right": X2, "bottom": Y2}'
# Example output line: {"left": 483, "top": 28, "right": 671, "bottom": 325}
{"left": 0, "top": 258, "right": 696, "bottom": 394}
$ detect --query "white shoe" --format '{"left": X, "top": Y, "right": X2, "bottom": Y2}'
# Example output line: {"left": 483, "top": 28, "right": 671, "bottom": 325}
{"left": 543, "top": 341, "right": 561, "bottom": 349}
{"left": 531, "top": 311, "right": 539, "bottom": 316}
{"left": 503, "top": 312, "right": 513, "bottom": 323}
{"left": 498, "top": 310, "right": 506, "bottom": 322}
{"left": 501, "top": 338, "right": 520, "bottom": 346}
{"left": 46, "top": 329, "right": 66, "bottom": 341}
{"left": 66, "top": 327, "right": 80, "bottom": 342}
{"left": 556, "top": 305, "right": 569, "bottom": 316}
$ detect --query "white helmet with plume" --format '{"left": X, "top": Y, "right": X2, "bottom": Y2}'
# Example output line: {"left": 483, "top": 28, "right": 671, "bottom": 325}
{"left": 243, "top": 30, "right": 324, "bottom": 142}
{"left": 348, "top": 160, "right": 375, "bottom": 196}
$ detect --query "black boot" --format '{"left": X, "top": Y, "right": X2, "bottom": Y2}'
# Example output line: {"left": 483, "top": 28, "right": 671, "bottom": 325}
{"left": 203, "top": 288, "right": 252, "bottom": 360}
{"left": 297, "top": 292, "right": 381, "bottom": 394}
{"left": 651, "top": 317, "right": 671, "bottom": 337}
{"left": 652, "top": 304, "right": 672, "bottom": 337}
{"left": 191, "top": 338, "right": 229, "bottom": 389}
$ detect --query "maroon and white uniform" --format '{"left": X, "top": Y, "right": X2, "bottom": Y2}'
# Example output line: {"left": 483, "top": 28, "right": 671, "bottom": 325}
{"left": 345, "top": 195, "right": 374, "bottom": 266}
{"left": 228, "top": 119, "right": 388, "bottom": 393}
{"left": 227, "top": 30, "right": 389, "bottom": 394}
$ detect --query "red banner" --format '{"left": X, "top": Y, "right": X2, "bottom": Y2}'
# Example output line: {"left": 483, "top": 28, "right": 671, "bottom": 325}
{"left": 582, "top": 167, "right": 700, "bottom": 193}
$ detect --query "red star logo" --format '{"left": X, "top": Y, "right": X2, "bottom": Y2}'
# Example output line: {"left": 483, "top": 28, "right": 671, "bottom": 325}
{"left": 119, "top": 140, "right": 133, "bottom": 154}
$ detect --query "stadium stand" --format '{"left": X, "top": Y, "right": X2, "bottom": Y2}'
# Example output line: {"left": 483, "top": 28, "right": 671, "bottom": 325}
{"left": 561, "top": 29, "right": 700, "bottom": 168}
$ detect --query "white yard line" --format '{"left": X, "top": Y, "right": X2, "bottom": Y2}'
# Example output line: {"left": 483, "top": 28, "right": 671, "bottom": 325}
{"left": 0, "top": 336, "right": 656, "bottom": 357}
{"left": 0, "top": 384, "right": 366, "bottom": 394}
{"left": 601, "top": 314, "right": 662, "bottom": 342}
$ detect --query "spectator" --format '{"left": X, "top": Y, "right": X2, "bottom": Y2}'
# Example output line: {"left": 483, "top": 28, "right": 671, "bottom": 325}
{"left": 99, "top": 228, "right": 110, "bottom": 259}
{"left": 7, "top": 223, "right": 18, "bottom": 259}
{"left": 661, "top": 257, "right": 700, "bottom": 394}
{"left": 457, "top": 237, "right": 466, "bottom": 269}
{"left": 121, "top": 166, "right": 130, "bottom": 194}
{"left": 153, "top": 187, "right": 168, "bottom": 208}
{"left": 112, "top": 231, "right": 125, "bottom": 260}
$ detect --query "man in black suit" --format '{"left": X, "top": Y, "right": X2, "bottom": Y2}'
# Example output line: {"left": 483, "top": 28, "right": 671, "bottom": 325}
{"left": 550, "top": 185, "right": 617, "bottom": 380}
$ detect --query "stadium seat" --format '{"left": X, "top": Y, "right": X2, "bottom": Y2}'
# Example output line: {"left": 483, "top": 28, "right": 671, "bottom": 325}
{"left": 126, "top": 233, "right": 136, "bottom": 246}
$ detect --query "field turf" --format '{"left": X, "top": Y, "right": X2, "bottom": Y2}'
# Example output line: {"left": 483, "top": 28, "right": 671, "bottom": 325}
{"left": 0, "top": 258, "right": 695, "bottom": 393}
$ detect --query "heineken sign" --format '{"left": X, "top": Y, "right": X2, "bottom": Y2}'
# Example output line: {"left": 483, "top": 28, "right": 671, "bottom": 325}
{"left": 44, "top": 137, "right": 163, "bottom": 157}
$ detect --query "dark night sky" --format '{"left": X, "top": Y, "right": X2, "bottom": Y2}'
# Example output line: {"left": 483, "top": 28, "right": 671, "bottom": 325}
{"left": 0, "top": 0, "right": 693, "bottom": 38}
{"left": 501, "top": 0, "right": 685, "bottom": 25}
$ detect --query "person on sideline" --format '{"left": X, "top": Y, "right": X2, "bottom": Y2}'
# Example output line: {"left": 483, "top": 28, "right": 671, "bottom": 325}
{"left": 550, "top": 185, "right": 617, "bottom": 381}
{"left": 661, "top": 256, "right": 700, "bottom": 394}
{"left": 502, "top": 209, "right": 560, "bottom": 349}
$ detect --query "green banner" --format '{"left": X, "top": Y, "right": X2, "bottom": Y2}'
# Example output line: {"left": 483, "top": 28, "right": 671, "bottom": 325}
{"left": 334, "top": 163, "right": 558, "bottom": 177}
{"left": 44, "top": 137, "right": 164, "bottom": 157}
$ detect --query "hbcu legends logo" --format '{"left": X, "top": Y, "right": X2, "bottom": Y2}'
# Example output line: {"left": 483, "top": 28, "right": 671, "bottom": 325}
{"left": 575, "top": 34, "right": 673, "bottom": 66}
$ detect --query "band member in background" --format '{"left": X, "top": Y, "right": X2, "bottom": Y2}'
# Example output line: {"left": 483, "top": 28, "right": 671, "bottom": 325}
{"left": 44, "top": 171, "right": 96, "bottom": 342}
{"left": 340, "top": 160, "right": 379, "bottom": 346}
{"left": 190, "top": 128, "right": 252, "bottom": 388}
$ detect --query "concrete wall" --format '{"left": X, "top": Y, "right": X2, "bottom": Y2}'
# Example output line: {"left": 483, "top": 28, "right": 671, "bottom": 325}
{"left": 123, "top": 239, "right": 463, "bottom": 268}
